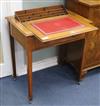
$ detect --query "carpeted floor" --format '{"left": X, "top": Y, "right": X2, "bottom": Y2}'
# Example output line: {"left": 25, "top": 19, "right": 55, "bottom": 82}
{"left": 0, "top": 65, "right": 100, "bottom": 106}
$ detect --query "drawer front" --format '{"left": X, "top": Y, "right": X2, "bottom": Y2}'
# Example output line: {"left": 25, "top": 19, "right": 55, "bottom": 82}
{"left": 83, "top": 31, "right": 100, "bottom": 68}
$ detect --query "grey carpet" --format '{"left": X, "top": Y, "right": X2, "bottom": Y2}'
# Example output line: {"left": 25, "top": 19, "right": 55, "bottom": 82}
{"left": 0, "top": 65, "right": 100, "bottom": 106}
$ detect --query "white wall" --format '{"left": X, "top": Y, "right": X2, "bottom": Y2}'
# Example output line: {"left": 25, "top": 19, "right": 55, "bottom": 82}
{"left": 0, "top": 1, "right": 24, "bottom": 77}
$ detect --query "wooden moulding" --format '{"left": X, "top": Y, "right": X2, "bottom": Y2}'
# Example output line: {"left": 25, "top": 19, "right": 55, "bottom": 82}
{"left": 15, "top": 5, "right": 67, "bottom": 22}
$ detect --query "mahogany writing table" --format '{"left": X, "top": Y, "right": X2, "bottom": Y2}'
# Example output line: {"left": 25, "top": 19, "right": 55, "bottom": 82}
{"left": 6, "top": 5, "right": 97, "bottom": 101}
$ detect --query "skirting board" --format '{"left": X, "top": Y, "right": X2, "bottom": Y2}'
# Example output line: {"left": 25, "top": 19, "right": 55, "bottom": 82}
{"left": 0, "top": 56, "right": 58, "bottom": 78}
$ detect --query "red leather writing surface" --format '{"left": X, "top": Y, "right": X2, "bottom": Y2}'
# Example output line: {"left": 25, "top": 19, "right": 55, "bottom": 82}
{"left": 32, "top": 17, "right": 84, "bottom": 35}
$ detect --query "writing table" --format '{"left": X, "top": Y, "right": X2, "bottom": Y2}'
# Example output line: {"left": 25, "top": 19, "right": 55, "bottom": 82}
{"left": 6, "top": 5, "right": 97, "bottom": 101}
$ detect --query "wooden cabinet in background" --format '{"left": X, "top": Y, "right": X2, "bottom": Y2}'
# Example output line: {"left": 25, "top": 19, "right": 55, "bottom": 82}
{"left": 59, "top": 0, "right": 100, "bottom": 80}
{"left": 66, "top": 0, "right": 100, "bottom": 27}
{"left": 83, "top": 31, "right": 100, "bottom": 68}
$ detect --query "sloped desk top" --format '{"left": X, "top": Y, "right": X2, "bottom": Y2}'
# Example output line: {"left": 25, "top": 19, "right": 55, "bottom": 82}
{"left": 6, "top": 11, "right": 97, "bottom": 42}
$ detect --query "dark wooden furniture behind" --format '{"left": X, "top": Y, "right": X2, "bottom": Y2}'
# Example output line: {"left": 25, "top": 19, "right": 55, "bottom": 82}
{"left": 6, "top": 5, "right": 98, "bottom": 101}
{"left": 59, "top": 0, "right": 100, "bottom": 79}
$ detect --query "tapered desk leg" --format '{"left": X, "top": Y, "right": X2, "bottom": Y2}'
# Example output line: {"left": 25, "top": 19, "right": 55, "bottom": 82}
{"left": 26, "top": 51, "right": 33, "bottom": 101}
{"left": 10, "top": 35, "right": 17, "bottom": 79}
